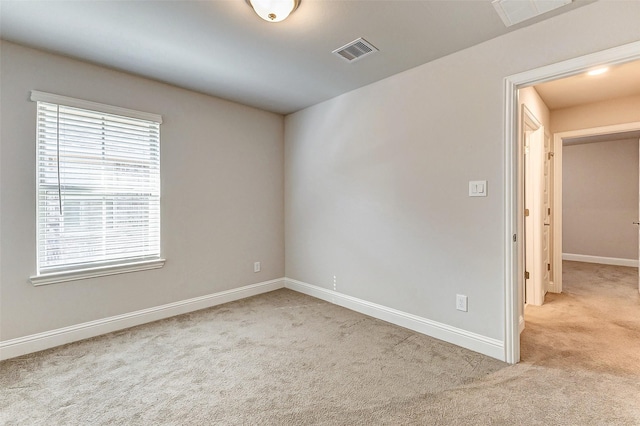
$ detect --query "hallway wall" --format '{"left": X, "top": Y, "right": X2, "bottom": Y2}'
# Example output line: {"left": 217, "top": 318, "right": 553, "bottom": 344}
{"left": 563, "top": 138, "right": 639, "bottom": 261}
{"left": 551, "top": 94, "right": 640, "bottom": 134}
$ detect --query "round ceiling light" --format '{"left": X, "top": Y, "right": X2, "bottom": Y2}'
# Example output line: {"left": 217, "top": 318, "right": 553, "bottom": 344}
{"left": 247, "top": 0, "right": 301, "bottom": 23}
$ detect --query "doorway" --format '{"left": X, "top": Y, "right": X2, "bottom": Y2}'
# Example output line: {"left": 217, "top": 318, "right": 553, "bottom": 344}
{"left": 521, "top": 126, "right": 640, "bottom": 371}
{"left": 503, "top": 40, "right": 640, "bottom": 364}
{"left": 552, "top": 124, "right": 640, "bottom": 294}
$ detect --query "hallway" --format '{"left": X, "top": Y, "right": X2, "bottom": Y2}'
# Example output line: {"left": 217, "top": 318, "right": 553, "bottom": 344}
{"left": 521, "top": 261, "right": 640, "bottom": 376}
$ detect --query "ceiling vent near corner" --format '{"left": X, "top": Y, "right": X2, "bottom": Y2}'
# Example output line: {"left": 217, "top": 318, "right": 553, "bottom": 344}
{"left": 492, "top": 0, "right": 572, "bottom": 27}
{"left": 332, "top": 38, "right": 378, "bottom": 63}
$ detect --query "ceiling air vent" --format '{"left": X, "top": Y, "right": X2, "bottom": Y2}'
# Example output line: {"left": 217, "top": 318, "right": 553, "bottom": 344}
{"left": 492, "top": 0, "right": 572, "bottom": 27}
{"left": 332, "top": 38, "right": 378, "bottom": 63}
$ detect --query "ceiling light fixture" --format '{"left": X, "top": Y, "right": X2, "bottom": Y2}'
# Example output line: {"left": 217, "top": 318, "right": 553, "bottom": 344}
{"left": 247, "top": 0, "right": 300, "bottom": 23}
{"left": 587, "top": 67, "right": 609, "bottom": 76}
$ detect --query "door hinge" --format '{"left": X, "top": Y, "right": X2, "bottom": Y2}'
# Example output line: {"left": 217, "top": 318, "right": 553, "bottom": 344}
{"left": 548, "top": 152, "right": 554, "bottom": 160}
{"left": 547, "top": 263, "right": 551, "bottom": 271}
{"left": 548, "top": 208, "right": 551, "bottom": 215}
{"left": 524, "top": 209, "right": 530, "bottom": 217}
{"left": 525, "top": 271, "right": 530, "bottom": 280}
{"left": 513, "top": 234, "right": 517, "bottom": 242}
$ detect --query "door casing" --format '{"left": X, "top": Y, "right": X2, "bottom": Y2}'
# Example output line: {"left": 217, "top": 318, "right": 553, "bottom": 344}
{"left": 503, "top": 40, "right": 640, "bottom": 364}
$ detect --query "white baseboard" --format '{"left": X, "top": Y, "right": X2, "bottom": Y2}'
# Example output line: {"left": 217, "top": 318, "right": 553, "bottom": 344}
{"left": 546, "top": 281, "right": 559, "bottom": 294}
{"left": 0, "top": 278, "right": 285, "bottom": 361}
{"left": 562, "top": 253, "right": 639, "bottom": 267}
{"left": 284, "top": 278, "right": 505, "bottom": 361}
{"left": 2, "top": 277, "right": 506, "bottom": 362}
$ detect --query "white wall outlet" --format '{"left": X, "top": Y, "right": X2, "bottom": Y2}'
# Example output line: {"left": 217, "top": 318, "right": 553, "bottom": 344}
{"left": 254, "top": 261, "right": 261, "bottom": 273}
{"left": 456, "top": 294, "right": 468, "bottom": 312}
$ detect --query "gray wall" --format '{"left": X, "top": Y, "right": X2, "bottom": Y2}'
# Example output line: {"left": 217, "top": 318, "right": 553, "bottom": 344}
{"left": 3, "top": 0, "right": 640, "bottom": 351}
{"left": 0, "top": 41, "right": 285, "bottom": 341}
{"left": 563, "top": 139, "right": 639, "bottom": 260}
{"left": 285, "top": 1, "right": 640, "bottom": 341}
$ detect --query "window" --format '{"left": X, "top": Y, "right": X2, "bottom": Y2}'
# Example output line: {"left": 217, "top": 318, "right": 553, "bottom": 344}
{"left": 30, "top": 91, "right": 164, "bottom": 285}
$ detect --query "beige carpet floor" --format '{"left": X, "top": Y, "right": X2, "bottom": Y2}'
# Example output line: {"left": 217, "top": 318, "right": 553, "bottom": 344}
{"left": 1, "top": 261, "right": 639, "bottom": 425}
{"left": 522, "top": 260, "right": 640, "bottom": 376}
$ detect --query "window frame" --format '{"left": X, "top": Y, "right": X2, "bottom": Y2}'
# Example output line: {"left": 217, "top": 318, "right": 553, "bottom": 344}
{"left": 29, "top": 91, "right": 165, "bottom": 286}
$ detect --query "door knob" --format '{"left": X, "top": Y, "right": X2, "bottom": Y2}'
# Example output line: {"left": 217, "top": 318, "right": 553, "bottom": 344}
{"left": 634, "top": 222, "right": 640, "bottom": 225}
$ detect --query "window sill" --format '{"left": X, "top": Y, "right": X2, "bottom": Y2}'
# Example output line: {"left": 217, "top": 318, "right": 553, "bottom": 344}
{"left": 30, "top": 259, "right": 166, "bottom": 286}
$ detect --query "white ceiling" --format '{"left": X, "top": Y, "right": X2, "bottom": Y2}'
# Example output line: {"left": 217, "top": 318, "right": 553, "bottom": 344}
{"left": 535, "top": 59, "right": 640, "bottom": 110}
{"left": 0, "top": 0, "right": 595, "bottom": 115}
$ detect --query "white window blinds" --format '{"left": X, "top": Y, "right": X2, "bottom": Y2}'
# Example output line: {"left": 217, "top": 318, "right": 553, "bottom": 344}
{"left": 32, "top": 92, "right": 162, "bottom": 275}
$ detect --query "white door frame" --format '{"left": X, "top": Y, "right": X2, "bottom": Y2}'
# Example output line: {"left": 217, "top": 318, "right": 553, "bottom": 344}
{"left": 503, "top": 40, "right": 640, "bottom": 364}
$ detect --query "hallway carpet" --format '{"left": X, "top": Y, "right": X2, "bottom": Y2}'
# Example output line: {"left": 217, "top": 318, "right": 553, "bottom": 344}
{"left": 2, "top": 262, "right": 639, "bottom": 424}
{"left": 521, "top": 260, "right": 640, "bottom": 376}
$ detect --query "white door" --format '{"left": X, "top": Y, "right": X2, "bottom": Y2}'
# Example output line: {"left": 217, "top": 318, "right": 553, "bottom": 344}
{"left": 524, "top": 131, "right": 532, "bottom": 304}
{"left": 524, "top": 126, "right": 546, "bottom": 306}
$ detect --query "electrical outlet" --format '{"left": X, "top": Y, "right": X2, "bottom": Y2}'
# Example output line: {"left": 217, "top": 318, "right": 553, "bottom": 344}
{"left": 456, "top": 294, "right": 468, "bottom": 312}
{"left": 254, "top": 261, "right": 261, "bottom": 273}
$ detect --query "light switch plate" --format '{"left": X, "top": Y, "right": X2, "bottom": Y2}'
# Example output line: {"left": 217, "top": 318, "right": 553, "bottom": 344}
{"left": 469, "top": 180, "right": 487, "bottom": 197}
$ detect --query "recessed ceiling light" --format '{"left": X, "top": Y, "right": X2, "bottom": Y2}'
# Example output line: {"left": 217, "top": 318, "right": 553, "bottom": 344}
{"left": 587, "top": 67, "right": 609, "bottom": 76}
